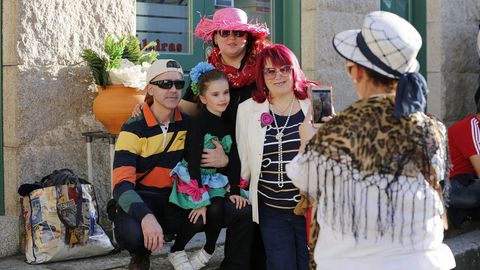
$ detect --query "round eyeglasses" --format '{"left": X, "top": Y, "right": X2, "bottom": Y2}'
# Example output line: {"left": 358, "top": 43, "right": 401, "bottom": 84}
{"left": 263, "top": 65, "right": 292, "bottom": 80}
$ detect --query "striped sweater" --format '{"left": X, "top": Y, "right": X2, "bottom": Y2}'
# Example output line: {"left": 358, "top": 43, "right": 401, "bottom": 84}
{"left": 112, "top": 103, "right": 188, "bottom": 222}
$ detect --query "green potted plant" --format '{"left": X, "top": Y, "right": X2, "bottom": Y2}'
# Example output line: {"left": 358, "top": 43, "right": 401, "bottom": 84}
{"left": 82, "top": 34, "right": 158, "bottom": 89}
{"left": 81, "top": 34, "right": 159, "bottom": 134}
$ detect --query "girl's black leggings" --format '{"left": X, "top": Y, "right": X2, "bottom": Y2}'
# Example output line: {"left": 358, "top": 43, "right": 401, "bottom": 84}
{"left": 170, "top": 197, "right": 224, "bottom": 253}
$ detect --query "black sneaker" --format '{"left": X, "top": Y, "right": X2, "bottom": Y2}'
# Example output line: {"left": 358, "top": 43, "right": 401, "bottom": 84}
{"left": 129, "top": 254, "right": 150, "bottom": 270}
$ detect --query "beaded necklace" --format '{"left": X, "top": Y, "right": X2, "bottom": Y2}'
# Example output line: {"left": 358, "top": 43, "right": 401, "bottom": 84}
{"left": 270, "top": 97, "right": 295, "bottom": 188}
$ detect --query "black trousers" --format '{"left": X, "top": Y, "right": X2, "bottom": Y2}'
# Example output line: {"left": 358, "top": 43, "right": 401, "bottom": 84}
{"left": 444, "top": 174, "right": 480, "bottom": 227}
{"left": 220, "top": 200, "right": 266, "bottom": 270}
{"left": 114, "top": 189, "right": 266, "bottom": 268}
{"left": 113, "top": 188, "right": 203, "bottom": 256}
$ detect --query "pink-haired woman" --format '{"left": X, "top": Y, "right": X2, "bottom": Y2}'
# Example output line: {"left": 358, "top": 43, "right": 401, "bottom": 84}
{"left": 236, "top": 44, "right": 317, "bottom": 270}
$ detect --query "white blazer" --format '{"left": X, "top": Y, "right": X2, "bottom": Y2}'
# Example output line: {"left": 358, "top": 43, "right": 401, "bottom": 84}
{"left": 236, "top": 97, "right": 310, "bottom": 223}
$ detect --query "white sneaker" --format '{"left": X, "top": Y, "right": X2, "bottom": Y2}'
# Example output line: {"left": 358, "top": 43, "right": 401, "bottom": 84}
{"left": 189, "top": 248, "right": 213, "bottom": 270}
{"left": 168, "top": 250, "right": 194, "bottom": 270}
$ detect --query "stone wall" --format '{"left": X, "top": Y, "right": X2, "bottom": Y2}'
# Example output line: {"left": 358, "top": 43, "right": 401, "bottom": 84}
{"left": 301, "top": 0, "right": 379, "bottom": 112}
{"left": 2, "top": 0, "right": 136, "bottom": 256}
{"left": 427, "top": 0, "right": 480, "bottom": 126}
{"left": 302, "top": 0, "right": 480, "bottom": 125}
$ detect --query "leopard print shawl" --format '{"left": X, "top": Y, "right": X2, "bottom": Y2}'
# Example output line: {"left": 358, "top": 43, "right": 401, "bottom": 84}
{"left": 304, "top": 95, "right": 448, "bottom": 245}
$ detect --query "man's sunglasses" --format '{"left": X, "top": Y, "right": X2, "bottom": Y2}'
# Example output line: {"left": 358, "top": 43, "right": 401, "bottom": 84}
{"left": 218, "top": 30, "right": 247, "bottom": 38}
{"left": 150, "top": 80, "right": 185, "bottom": 90}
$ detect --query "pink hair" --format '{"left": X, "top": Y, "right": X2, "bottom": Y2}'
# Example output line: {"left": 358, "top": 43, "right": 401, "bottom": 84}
{"left": 253, "top": 44, "right": 315, "bottom": 103}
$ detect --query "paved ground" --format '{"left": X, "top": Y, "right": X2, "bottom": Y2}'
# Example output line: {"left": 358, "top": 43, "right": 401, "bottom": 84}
{"left": 3, "top": 224, "right": 480, "bottom": 270}
{"left": 0, "top": 248, "right": 224, "bottom": 270}
{"left": 443, "top": 220, "right": 480, "bottom": 270}
{"left": 0, "top": 231, "right": 225, "bottom": 270}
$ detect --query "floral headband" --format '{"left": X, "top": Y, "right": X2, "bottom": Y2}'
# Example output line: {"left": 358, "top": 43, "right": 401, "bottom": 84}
{"left": 190, "top": 61, "right": 215, "bottom": 96}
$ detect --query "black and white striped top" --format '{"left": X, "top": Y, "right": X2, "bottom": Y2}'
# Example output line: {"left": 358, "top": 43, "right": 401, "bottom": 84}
{"left": 258, "top": 109, "right": 304, "bottom": 213}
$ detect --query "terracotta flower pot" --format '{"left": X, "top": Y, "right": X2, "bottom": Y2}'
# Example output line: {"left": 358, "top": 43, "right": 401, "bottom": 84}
{"left": 92, "top": 84, "right": 146, "bottom": 134}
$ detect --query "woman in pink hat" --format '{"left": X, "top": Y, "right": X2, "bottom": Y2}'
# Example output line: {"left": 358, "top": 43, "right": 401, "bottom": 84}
{"left": 181, "top": 7, "right": 270, "bottom": 124}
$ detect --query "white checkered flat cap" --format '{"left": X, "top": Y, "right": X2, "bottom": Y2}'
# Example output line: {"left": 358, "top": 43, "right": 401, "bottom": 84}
{"left": 333, "top": 11, "right": 422, "bottom": 79}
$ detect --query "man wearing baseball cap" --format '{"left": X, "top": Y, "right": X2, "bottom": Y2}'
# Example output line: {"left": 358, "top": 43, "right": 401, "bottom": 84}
{"left": 112, "top": 59, "right": 202, "bottom": 270}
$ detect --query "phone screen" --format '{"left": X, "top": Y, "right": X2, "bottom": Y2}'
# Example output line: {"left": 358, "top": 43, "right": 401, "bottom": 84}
{"left": 311, "top": 87, "right": 333, "bottom": 123}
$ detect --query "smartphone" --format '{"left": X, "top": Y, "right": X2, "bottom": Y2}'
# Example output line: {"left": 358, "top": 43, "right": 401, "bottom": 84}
{"left": 311, "top": 86, "right": 333, "bottom": 123}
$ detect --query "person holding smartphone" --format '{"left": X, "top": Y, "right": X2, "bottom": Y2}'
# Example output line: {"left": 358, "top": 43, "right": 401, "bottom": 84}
{"left": 236, "top": 44, "right": 322, "bottom": 270}
{"left": 286, "top": 11, "right": 455, "bottom": 270}
{"left": 310, "top": 86, "right": 335, "bottom": 123}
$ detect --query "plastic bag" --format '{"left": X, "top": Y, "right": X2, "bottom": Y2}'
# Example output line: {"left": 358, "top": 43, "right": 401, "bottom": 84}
{"left": 19, "top": 169, "right": 114, "bottom": 263}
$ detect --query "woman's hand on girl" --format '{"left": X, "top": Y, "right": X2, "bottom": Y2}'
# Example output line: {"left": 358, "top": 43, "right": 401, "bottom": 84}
{"left": 189, "top": 206, "right": 207, "bottom": 224}
{"left": 201, "top": 140, "right": 229, "bottom": 168}
{"left": 229, "top": 195, "right": 250, "bottom": 209}
{"left": 131, "top": 103, "right": 144, "bottom": 117}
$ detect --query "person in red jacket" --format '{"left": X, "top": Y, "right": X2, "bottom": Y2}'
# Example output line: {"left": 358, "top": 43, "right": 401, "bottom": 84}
{"left": 445, "top": 86, "right": 480, "bottom": 227}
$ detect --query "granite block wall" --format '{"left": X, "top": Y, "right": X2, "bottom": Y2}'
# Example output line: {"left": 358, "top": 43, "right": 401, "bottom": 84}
{"left": 301, "top": 0, "right": 380, "bottom": 112}
{"left": 2, "top": 0, "right": 136, "bottom": 256}
{"left": 427, "top": 0, "right": 480, "bottom": 126}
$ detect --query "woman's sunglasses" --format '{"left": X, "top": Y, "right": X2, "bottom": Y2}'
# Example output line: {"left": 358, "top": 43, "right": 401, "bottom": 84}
{"left": 263, "top": 65, "right": 292, "bottom": 79}
{"left": 218, "top": 30, "right": 247, "bottom": 38}
{"left": 150, "top": 80, "right": 185, "bottom": 90}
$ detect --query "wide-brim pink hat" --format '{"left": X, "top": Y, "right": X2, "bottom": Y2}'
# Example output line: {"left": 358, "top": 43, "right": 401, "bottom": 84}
{"left": 194, "top": 8, "right": 270, "bottom": 43}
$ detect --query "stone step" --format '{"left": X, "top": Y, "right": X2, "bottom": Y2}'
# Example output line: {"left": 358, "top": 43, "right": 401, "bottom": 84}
{"left": 0, "top": 229, "right": 225, "bottom": 270}
{"left": 0, "top": 248, "right": 224, "bottom": 270}
{"left": 2, "top": 227, "right": 480, "bottom": 269}
{"left": 444, "top": 230, "right": 480, "bottom": 270}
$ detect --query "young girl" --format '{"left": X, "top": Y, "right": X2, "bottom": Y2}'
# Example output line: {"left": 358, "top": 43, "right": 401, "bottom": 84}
{"left": 168, "top": 62, "right": 248, "bottom": 270}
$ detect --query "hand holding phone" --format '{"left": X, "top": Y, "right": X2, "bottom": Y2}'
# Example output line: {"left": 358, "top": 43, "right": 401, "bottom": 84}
{"left": 310, "top": 85, "right": 333, "bottom": 123}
